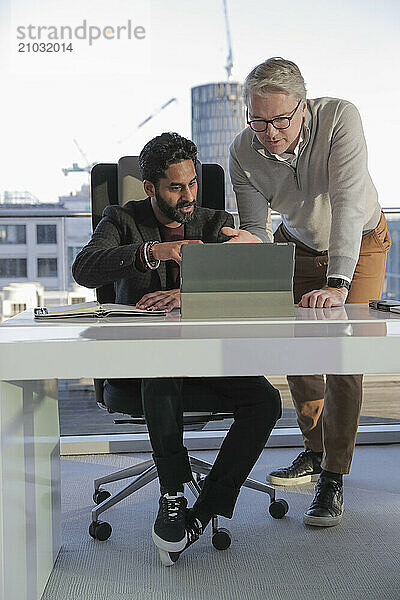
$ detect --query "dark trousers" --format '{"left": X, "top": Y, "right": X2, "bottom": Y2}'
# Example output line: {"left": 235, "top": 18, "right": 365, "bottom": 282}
{"left": 106, "top": 376, "right": 281, "bottom": 519}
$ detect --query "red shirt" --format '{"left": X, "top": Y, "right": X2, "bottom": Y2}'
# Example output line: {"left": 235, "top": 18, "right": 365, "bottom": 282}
{"left": 159, "top": 223, "right": 184, "bottom": 289}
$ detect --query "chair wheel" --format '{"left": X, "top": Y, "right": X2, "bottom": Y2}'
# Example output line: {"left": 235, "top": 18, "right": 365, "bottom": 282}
{"left": 269, "top": 499, "right": 289, "bottom": 519}
{"left": 93, "top": 489, "right": 111, "bottom": 504}
{"left": 212, "top": 528, "right": 232, "bottom": 550}
{"left": 89, "top": 520, "right": 112, "bottom": 541}
{"left": 158, "top": 548, "right": 180, "bottom": 567}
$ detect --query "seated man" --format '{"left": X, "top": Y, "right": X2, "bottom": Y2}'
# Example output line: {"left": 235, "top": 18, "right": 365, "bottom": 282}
{"left": 72, "top": 132, "right": 281, "bottom": 560}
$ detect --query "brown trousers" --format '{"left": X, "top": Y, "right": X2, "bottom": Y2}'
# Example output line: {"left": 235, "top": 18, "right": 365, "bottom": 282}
{"left": 274, "top": 212, "right": 391, "bottom": 473}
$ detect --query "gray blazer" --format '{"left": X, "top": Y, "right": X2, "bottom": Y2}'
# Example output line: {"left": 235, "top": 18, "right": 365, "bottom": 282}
{"left": 72, "top": 198, "right": 234, "bottom": 305}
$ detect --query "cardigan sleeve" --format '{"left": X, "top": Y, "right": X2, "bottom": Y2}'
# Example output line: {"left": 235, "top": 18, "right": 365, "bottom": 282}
{"left": 327, "top": 102, "right": 372, "bottom": 280}
{"left": 229, "top": 142, "right": 274, "bottom": 243}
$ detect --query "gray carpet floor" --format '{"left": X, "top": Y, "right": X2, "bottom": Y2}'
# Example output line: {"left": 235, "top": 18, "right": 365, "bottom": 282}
{"left": 42, "top": 445, "right": 400, "bottom": 600}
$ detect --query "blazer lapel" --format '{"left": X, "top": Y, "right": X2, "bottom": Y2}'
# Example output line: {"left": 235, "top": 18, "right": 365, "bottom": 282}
{"left": 134, "top": 199, "right": 167, "bottom": 289}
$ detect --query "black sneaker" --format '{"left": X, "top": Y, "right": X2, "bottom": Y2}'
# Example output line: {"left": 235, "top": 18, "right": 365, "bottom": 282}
{"left": 152, "top": 492, "right": 188, "bottom": 552}
{"left": 303, "top": 476, "right": 344, "bottom": 527}
{"left": 175, "top": 509, "right": 204, "bottom": 557}
{"left": 157, "top": 509, "right": 204, "bottom": 567}
{"left": 267, "top": 449, "right": 322, "bottom": 485}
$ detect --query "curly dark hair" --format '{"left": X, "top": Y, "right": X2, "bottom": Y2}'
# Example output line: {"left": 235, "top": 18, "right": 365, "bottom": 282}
{"left": 138, "top": 132, "right": 197, "bottom": 186}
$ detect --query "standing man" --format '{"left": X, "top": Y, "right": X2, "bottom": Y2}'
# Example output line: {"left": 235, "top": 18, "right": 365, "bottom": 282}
{"left": 225, "top": 58, "right": 391, "bottom": 526}
{"left": 73, "top": 133, "right": 282, "bottom": 562}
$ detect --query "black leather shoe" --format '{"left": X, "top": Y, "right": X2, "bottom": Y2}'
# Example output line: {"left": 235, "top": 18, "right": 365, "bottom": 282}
{"left": 303, "top": 476, "right": 344, "bottom": 526}
{"left": 267, "top": 449, "right": 322, "bottom": 485}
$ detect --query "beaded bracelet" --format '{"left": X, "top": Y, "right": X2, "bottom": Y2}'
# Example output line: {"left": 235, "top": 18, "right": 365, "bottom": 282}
{"left": 143, "top": 241, "right": 160, "bottom": 270}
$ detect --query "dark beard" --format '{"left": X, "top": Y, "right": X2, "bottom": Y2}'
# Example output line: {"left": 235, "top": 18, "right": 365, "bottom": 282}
{"left": 155, "top": 189, "right": 197, "bottom": 224}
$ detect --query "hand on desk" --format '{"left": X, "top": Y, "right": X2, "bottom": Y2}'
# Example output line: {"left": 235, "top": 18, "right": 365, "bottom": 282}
{"left": 221, "top": 227, "right": 262, "bottom": 243}
{"left": 299, "top": 286, "right": 349, "bottom": 308}
{"left": 152, "top": 240, "right": 203, "bottom": 264}
{"left": 136, "top": 289, "right": 180, "bottom": 312}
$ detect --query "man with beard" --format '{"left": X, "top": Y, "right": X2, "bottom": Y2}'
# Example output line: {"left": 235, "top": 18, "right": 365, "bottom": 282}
{"left": 72, "top": 132, "right": 282, "bottom": 562}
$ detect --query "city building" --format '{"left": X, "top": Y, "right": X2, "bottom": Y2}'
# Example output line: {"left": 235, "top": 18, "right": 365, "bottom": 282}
{"left": 2, "top": 190, "right": 41, "bottom": 204}
{"left": 0, "top": 281, "right": 93, "bottom": 321}
{"left": 0, "top": 184, "right": 94, "bottom": 320}
{"left": 191, "top": 82, "right": 245, "bottom": 210}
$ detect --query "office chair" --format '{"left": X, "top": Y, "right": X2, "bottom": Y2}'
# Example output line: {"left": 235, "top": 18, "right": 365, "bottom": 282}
{"left": 88, "top": 157, "right": 288, "bottom": 565}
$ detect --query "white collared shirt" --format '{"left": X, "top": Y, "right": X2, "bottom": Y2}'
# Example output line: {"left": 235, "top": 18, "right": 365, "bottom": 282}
{"left": 270, "top": 131, "right": 304, "bottom": 167}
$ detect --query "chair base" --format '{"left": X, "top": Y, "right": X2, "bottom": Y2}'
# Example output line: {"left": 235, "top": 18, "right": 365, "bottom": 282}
{"left": 90, "top": 454, "right": 287, "bottom": 528}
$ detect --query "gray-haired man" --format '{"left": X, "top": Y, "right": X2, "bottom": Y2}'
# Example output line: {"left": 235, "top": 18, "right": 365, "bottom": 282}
{"left": 222, "top": 57, "right": 390, "bottom": 526}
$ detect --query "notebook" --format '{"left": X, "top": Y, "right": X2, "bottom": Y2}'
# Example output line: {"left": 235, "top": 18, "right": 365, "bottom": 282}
{"left": 33, "top": 301, "right": 165, "bottom": 320}
{"left": 180, "top": 242, "right": 295, "bottom": 319}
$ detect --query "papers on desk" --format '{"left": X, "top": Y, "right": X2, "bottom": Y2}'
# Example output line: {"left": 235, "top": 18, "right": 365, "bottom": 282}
{"left": 33, "top": 301, "right": 166, "bottom": 319}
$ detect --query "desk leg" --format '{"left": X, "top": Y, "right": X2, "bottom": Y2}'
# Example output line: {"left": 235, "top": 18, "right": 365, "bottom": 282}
{"left": 0, "top": 379, "right": 60, "bottom": 600}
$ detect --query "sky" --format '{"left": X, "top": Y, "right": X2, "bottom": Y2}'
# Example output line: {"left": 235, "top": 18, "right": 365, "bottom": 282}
{"left": 1, "top": 0, "right": 399, "bottom": 207}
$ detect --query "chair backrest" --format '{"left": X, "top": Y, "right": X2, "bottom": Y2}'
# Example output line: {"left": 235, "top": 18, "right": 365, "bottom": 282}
{"left": 91, "top": 157, "right": 225, "bottom": 226}
{"left": 90, "top": 163, "right": 118, "bottom": 304}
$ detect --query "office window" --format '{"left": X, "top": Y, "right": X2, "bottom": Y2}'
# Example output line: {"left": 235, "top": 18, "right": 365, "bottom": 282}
{"left": 0, "top": 224, "right": 26, "bottom": 244}
{"left": 383, "top": 216, "right": 400, "bottom": 299}
{"left": 37, "top": 224, "right": 57, "bottom": 244}
{"left": 68, "top": 246, "right": 82, "bottom": 282}
{"left": 0, "top": 258, "right": 27, "bottom": 277}
{"left": 11, "top": 303, "right": 26, "bottom": 316}
{"left": 37, "top": 257, "right": 57, "bottom": 277}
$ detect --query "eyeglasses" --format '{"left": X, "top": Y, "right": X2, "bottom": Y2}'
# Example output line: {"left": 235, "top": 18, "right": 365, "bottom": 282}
{"left": 247, "top": 99, "right": 302, "bottom": 132}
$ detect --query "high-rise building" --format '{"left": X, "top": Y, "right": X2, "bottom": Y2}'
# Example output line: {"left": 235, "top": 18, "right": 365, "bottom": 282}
{"left": 191, "top": 82, "right": 245, "bottom": 210}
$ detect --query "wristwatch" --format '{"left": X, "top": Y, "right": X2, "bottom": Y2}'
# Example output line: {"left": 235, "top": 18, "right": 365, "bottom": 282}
{"left": 327, "top": 277, "right": 351, "bottom": 290}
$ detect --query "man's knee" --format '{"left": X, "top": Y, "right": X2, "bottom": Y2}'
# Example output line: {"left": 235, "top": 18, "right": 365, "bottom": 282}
{"left": 255, "top": 379, "right": 282, "bottom": 422}
{"left": 104, "top": 378, "right": 142, "bottom": 414}
{"left": 235, "top": 383, "right": 282, "bottom": 424}
{"left": 271, "top": 387, "right": 282, "bottom": 422}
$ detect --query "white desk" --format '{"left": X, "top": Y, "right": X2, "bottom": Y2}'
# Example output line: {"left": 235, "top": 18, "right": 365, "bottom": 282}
{"left": 1, "top": 304, "right": 400, "bottom": 599}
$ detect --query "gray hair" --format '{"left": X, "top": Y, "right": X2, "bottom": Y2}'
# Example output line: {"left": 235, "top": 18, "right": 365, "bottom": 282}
{"left": 243, "top": 57, "right": 306, "bottom": 106}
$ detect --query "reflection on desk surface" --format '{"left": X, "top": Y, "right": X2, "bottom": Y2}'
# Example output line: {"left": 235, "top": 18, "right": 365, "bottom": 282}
{"left": 1, "top": 304, "right": 400, "bottom": 343}
{"left": 79, "top": 321, "right": 390, "bottom": 340}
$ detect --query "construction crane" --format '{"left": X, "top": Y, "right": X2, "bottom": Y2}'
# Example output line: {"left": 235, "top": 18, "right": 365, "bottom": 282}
{"left": 223, "top": 0, "right": 233, "bottom": 80}
{"left": 62, "top": 139, "right": 97, "bottom": 176}
{"left": 138, "top": 97, "right": 177, "bottom": 128}
{"left": 62, "top": 97, "right": 178, "bottom": 173}
{"left": 117, "top": 97, "right": 177, "bottom": 144}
